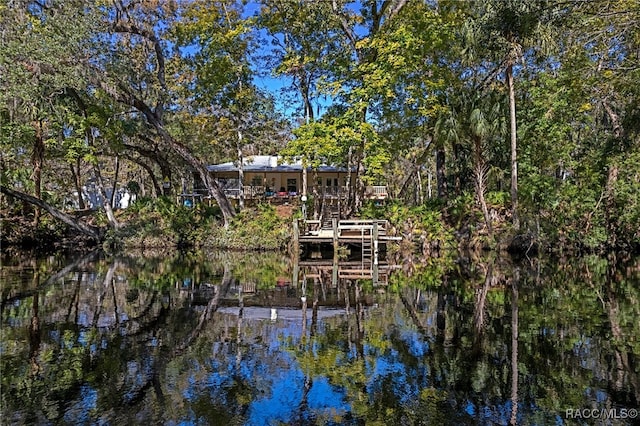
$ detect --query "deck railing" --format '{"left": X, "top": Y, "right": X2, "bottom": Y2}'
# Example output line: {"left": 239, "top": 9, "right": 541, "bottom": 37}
{"left": 337, "top": 219, "right": 388, "bottom": 236}
{"left": 221, "top": 185, "right": 388, "bottom": 200}
{"left": 365, "top": 185, "right": 388, "bottom": 199}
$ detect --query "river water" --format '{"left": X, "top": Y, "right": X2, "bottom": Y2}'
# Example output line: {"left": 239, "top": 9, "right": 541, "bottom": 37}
{"left": 1, "top": 250, "right": 638, "bottom": 425}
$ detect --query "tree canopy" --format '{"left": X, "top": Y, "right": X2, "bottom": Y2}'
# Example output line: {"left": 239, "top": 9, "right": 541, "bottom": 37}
{"left": 1, "top": 0, "right": 638, "bottom": 250}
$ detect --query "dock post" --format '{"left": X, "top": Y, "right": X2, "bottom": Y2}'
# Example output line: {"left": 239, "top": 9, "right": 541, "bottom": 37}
{"left": 372, "top": 221, "right": 379, "bottom": 266}
{"left": 332, "top": 218, "right": 339, "bottom": 287}
{"left": 293, "top": 219, "right": 300, "bottom": 257}
{"left": 293, "top": 256, "right": 299, "bottom": 288}
{"left": 293, "top": 219, "right": 301, "bottom": 288}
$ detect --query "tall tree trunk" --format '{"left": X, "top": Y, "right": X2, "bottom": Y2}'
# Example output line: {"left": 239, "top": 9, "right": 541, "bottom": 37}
{"left": 473, "top": 136, "right": 493, "bottom": 236}
{"left": 312, "top": 169, "right": 319, "bottom": 219}
{"left": 93, "top": 165, "right": 119, "bottom": 229}
{"left": 436, "top": 148, "right": 447, "bottom": 199}
{"left": 344, "top": 146, "right": 353, "bottom": 216}
{"left": 237, "top": 137, "right": 244, "bottom": 211}
{"left": 416, "top": 167, "right": 423, "bottom": 205}
{"left": 354, "top": 150, "right": 365, "bottom": 213}
{"left": 301, "top": 75, "right": 314, "bottom": 123}
{"left": 110, "top": 155, "right": 120, "bottom": 209}
{"left": 507, "top": 64, "right": 519, "bottom": 230}
{"left": 31, "top": 120, "right": 44, "bottom": 226}
{"left": 453, "top": 142, "right": 461, "bottom": 196}
{"left": 70, "top": 159, "right": 86, "bottom": 210}
{"left": 302, "top": 166, "right": 307, "bottom": 198}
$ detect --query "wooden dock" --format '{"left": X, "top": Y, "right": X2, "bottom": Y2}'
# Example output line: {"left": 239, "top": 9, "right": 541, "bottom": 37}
{"left": 294, "top": 218, "right": 400, "bottom": 244}
{"left": 292, "top": 218, "right": 401, "bottom": 285}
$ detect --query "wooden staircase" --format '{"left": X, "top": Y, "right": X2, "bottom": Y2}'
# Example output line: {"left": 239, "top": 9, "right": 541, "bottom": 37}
{"left": 320, "top": 197, "right": 340, "bottom": 229}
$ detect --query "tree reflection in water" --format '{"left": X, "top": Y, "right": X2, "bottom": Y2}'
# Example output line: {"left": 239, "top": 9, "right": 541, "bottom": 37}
{"left": 1, "top": 251, "right": 638, "bottom": 424}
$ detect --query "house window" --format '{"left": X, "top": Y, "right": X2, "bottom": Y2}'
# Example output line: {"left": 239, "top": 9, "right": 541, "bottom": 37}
{"left": 287, "top": 178, "right": 297, "bottom": 194}
{"left": 326, "top": 178, "right": 332, "bottom": 187}
{"left": 251, "top": 176, "right": 263, "bottom": 186}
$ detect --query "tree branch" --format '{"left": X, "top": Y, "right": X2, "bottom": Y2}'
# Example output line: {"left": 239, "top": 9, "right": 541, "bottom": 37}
{"left": 1, "top": 185, "right": 101, "bottom": 240}
{"left": 111, "top": 19, "right": 167, "bottom": 119}
{"left": 331, "top": 0, "right": 358, "bottom": 52}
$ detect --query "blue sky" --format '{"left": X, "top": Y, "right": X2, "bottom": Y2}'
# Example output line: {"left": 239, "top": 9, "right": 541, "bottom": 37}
{"left": 243, "top": 1, "right": 346, "bottom": 120}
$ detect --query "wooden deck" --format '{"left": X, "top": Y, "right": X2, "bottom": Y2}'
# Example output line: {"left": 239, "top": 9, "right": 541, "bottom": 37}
{"left": 295, "top": 219, "right": 401, "bottom": 244}
{"left": 293, "top": 219, "right": 401, "bottom": 285}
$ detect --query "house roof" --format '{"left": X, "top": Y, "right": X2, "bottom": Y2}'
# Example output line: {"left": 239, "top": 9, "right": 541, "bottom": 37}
{"left": 207, "top": 155, "right": 349, "bottom": 173}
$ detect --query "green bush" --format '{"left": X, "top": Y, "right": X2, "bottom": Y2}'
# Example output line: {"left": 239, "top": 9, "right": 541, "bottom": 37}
{"left": 485, "top": 191, "right": 510, "bottom": 207}
{"left": 203, "top": 203, "right": 291, "bottom": 250}
{"left": 109, "top": 196, "right": 221, "bottom": 250}
{"left": 361, "top": 200, "right": 455, "bottom": 251}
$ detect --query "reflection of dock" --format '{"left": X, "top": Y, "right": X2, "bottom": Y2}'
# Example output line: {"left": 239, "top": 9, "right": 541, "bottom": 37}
{"left": 217, "top": 306, "right": 347, "bottom": 321}
{"left": 297, "top": 259, "right": 394, "bottom": 285}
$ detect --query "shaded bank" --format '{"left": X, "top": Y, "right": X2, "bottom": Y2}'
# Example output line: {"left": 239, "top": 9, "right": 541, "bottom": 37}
{"left": 2, "top": 195, "right": 638, "bottom": 257}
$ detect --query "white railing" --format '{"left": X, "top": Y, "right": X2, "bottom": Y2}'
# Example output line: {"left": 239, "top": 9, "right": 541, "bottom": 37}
{"left": 365, "top": 185, "right": 388, "bottom": 199}
{"left": 222, "top": 185, "right": 389, "bottom": 199}
{"left": 222, "top": 188, "right": 240, "bottom": 198}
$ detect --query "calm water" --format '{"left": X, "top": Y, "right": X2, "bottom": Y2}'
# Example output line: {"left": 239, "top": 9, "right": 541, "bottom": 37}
{"left": 1, "top": 250, "right": 638, "bottom": 425}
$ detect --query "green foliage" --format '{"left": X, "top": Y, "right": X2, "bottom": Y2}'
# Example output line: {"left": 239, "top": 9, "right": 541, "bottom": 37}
{"left": 518, "top": 70, "right": 640, "bottom": 251}
{"left": 100, "top": 199, "right": 294, "bottom": 252}
{"left": 107, "top": 197, "right": 221, "bottom": 250}
{"left": 283, "top": 121, "right": 343, "bottom": 168}
{"left": 0, "top": 0, "right": 102, "bottom": 190}
{"left": 605, "top": 151, "right": 640, "bottom": 248}
{"left": 485, "top": 191, "right": 509, "bottom": 207}
{"left": 203, "top": 203, "right": 291, "bottom": 250}
{"left": 446, "top": 192, "right": 478, "bottom": 227}
{"left": 171, "top": 0, "right": 253, "bottom": 103}
{"left": 361, "top": 199, "right": 456, "bottom": 257}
